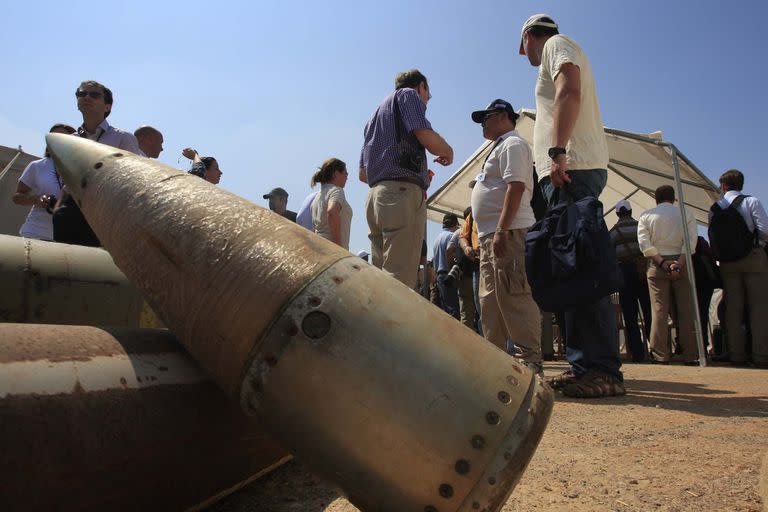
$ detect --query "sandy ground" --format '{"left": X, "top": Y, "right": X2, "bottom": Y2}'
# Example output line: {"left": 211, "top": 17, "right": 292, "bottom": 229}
{"left": 209, "top": 362, "right": 768, "bottom": 512}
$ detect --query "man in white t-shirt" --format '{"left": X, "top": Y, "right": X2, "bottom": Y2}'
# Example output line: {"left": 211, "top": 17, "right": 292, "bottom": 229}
{"left": 520, "top": 14, "right": 623, "bottom": 397}
{"left": 469, "top": 99, "right": 542, "bottom": 373}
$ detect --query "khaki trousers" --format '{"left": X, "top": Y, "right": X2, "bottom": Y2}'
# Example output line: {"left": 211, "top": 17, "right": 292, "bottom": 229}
{"left": 720, "top": 248, "right": 768, "bottom": 364}
{"left": 478, "top": 230, "right": 542, "bottom": 363}
{"left": 365, "top": 181, "right": 426, "bottom": 289}
{"left": 646, "top": 260, "right": 696, "bottom": 360}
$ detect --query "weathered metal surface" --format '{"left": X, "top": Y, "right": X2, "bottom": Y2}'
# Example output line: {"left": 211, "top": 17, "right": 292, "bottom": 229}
{"left": 47, "top": 134, "right": 348, "bottom": 396}
{"left": 47, "top": 134, "right": 554, "bottom": 512}
{"left": 0, "top": 324, "right": 290, "bottom": 512}
{"left": 242, "top": 258, "right": 554, "bottom": 511}
{"left": 0, "top": 234, "right": 163, "bottom": 327}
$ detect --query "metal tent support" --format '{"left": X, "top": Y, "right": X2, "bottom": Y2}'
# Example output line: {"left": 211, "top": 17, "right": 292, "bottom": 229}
{"left": 0, "top": 146, "right": 23, "bottom": 183}
{"left": 667, "top": 143, "right": 707, "bottom": 367}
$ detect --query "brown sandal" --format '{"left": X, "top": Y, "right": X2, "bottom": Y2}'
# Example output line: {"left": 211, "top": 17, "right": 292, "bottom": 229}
{"left": 562, "top": 369, "right": 626, "bottom": 398}
{"left": 545, "top": 369, "right": 578, "bottom": 389}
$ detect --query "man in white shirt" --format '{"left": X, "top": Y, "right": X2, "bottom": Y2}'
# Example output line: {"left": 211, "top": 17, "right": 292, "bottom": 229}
{"left": 469, "top": 99, "right": 542, "bottom": 373}
{"left": 637, "top": 185, "right": 698, "bottom": 363}
{"left": 520, "top": 14, "right": 622, "bottom": 396}
{"left": 711, "top": 169, "right": 768, "bottom": 366}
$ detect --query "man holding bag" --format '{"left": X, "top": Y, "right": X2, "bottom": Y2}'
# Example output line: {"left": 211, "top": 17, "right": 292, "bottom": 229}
{"left": 519, "top": 14, "right": 623, "bottom": 397}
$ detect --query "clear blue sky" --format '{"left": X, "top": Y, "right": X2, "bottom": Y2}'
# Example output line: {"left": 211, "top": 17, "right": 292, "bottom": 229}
{"left": 2, "top": 0, "right": 766, "bottom": 256}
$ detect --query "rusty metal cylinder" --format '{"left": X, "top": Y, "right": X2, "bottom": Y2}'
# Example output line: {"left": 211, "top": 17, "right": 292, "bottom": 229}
{"left": 47, "top": 134, "right": 554, "bottom": 512}
{"left": 0, "top": 234, "right": 162, "bottom": 327}
{"left": 0, "top": 323, "right": 289, "bottom": 512}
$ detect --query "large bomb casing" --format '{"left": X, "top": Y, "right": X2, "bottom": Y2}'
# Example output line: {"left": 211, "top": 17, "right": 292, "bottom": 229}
{"left": 0, "top": 323, "right": 290, "bottom": 512}
{"left": 0, "top": 233, "right": 162, "bottom": 327}
{"left": 48, "top": 134, "right": 554, "bottom": 512}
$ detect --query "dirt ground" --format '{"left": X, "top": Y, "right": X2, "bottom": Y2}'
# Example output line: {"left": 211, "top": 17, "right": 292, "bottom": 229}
{"left": 209, "top": 362, "right": 768, "bottom": 512}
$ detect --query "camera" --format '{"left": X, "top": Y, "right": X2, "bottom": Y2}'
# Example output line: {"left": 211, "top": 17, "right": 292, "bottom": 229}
{"left": 443, "top": 264, "right": 463, "bottom": 288}
{"left": 45, "top": 195, "right": 57, "bottom": 214}
{"left": 398, "top": 150, "right": 424, "bottom": 173}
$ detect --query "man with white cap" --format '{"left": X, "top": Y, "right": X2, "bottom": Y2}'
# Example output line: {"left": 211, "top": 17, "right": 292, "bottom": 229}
{"left": 609, "top": 199, "right": 651, "bottom": 362}
{"left": 520, "top": 14, "right": 623, "bottom": 397}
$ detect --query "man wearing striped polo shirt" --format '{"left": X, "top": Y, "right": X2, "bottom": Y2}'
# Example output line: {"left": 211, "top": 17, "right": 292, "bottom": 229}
{"left": 359, "top": 69, "right": 453, "bottom": 288}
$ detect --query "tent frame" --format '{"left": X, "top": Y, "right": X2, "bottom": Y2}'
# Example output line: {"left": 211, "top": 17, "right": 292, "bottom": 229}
{"left": 427, "top": 121, "right": 714, "bottom": 367}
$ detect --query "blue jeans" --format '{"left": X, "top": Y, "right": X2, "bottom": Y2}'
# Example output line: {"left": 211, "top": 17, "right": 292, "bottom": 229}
{"left": 540, "top": 169, "right": 623, "bottom": 380}
{"left": 437, "top": 273, "right": 460, "bottom": 319}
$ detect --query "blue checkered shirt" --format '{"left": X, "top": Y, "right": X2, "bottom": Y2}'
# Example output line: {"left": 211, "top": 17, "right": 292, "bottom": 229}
{"left": 359, "top": 88, "right": 432, "bottom": 188}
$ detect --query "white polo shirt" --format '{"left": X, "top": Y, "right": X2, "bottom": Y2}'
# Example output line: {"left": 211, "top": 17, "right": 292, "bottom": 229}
{"left": 470, "top": 130, "right": 536, "bottom": 238}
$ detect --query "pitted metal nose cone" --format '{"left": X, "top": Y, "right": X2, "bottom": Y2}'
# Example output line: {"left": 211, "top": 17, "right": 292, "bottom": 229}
{"left": 46, "top": 134, "right": 553, "bottom": 512}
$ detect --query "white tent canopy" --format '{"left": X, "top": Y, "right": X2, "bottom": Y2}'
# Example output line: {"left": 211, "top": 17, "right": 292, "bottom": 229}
{"left": 0, "top": 145, "right": 40, "bottom": 237}
{"left": 427, "top": 110, "right": 721, "bottom": 229}
{"left": 427, "top": 110, "right": 720, "bottom": 367}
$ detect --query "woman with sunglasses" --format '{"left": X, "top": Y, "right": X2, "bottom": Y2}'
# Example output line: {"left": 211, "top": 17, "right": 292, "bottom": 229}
{"left": 311, "top": 158, "right": 352, "bottom": 249}
{"left": 12, "top": 123, "right": 76, "bottom": 240}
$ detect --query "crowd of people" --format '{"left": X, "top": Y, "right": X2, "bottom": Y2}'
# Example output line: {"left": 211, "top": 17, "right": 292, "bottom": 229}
{"left": 11, "top": 14, "right": 767, "bottom": 399}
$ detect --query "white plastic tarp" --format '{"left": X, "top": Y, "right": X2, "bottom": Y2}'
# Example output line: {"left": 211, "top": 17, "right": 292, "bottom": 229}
{"left": 427, "top": 110, "right": 721, "bottom": 229}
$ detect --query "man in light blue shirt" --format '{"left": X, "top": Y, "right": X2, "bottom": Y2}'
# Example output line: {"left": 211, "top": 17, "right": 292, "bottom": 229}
{"left": 711, "top": 169, "right": 768, "bottom": 366}
{"left": 432, "top": 213, "right": 460, "bottom": 318}
{"left": 296, "top": 192, "right": 317, "bottom": 231}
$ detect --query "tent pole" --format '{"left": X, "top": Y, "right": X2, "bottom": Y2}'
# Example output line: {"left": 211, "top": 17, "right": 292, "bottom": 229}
{"left": 669, "top": 144, "right": 707, "bottom": 367}
{"left": 0, "top": 146, "right": 23, "bottom": 183}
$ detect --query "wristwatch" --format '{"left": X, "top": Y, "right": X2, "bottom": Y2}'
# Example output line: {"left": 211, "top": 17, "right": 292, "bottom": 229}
{"left": 548, "top": 147, "right": 566, "bottom": 160}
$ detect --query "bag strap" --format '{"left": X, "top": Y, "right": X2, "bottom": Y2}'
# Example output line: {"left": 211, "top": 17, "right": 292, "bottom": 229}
{"left": 728, "top": 194, "right": 759, "bottom": 246}
{"left": 729, "top": 194, "right": 748, "bottom": 210}
{"left": 393, "top": 92, "right": 404, "bottom": 143}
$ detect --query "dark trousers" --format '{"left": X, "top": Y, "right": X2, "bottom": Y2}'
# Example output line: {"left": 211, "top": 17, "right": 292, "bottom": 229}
{"left": 436, "top": 272, "right": 459, "bottom": 319}
{"left": 618, "top": 262, "right": 651, "bottom": 362}
{"left": 541, "top": 170, "right": 622, "bottom": 380}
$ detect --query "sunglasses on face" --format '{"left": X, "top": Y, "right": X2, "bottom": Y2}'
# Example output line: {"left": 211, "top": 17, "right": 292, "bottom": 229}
{"left": 482, "top": 111, "right": 502, "bottom": 122}
{"left": 75, "top": 90, "right": 103, "bottom": 99}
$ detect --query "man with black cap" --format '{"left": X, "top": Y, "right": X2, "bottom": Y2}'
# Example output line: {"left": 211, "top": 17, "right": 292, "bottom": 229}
{"left": 609, "top": 199, "right": 651, "bottom": 362}
{"left": 263, "top": 187, "right": 297, "bottom": 222}
{"left": 520, "top": 14, "right": 624, "bottom": 396}
{"left": 432, "top": 212, "right": 460, "bottom": 319}
{"left": 469, "top": 99, "right": 542, "bottom": 373}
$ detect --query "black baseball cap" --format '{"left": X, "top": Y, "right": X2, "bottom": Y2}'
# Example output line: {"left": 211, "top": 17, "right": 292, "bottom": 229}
{"left": 471, "top": 99, "right": 520, "bottom": 123}
{"left": 442, "top": 213, "right": 459, "bottom": 227}
{"left": 263, "top": 187, "right": 289, "bottom": 199}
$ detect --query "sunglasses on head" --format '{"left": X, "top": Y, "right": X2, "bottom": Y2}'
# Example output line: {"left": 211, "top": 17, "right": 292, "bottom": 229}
{"left": 75, "top": 90, "right": 103, "bottom": 99}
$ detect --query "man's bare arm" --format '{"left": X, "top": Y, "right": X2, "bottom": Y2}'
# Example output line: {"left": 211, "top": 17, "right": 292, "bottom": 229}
{"left": 414, "top": 129, "right": 454, "bottom": 166}
{"left": 552, "top": 63, "right": 581, "bottom": 149}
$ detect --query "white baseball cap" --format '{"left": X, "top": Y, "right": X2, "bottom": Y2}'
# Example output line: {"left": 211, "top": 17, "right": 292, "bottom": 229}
{"left": 356, "top": 250, "right": 369, "bottom": 258}
{"left": 615, "top": 199, "right": 632, "bottom": 213}
{"left": 519, "top": 14, "right": 559, "bottom": 55}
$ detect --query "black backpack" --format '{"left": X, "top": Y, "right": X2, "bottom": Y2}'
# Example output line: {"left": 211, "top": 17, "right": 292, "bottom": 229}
{"left": 525, "top": 190, "right": 622, "bottom": 312}
{"left": 708, "top": 195, "right": 756, "bottom": 262}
